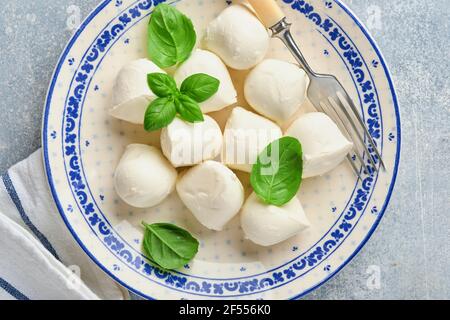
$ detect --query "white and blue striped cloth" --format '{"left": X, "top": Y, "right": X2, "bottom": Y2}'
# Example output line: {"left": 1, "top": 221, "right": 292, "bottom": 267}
{"left": 0, "top": 150, "right": 126, "bottom": 300}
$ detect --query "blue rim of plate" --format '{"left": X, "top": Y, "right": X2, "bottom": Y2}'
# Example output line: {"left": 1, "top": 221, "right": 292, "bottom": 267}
{"left": 42, "top": 0, "right": 401, "bottom": 300}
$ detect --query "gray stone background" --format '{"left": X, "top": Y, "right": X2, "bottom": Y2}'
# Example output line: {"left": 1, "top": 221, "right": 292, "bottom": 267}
{"left": 0, "top": 0, "right": 448, "bottom": 299}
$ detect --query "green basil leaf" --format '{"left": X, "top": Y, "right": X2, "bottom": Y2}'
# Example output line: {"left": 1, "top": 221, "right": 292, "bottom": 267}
{"left": 147, "top": 4, "right": 196, "bottom": 68}
{"left": 142, "top": 222, "right": 199, "bottom": 270}
{"left": 147, "top": 73, "right": 178, "bottom": 97}
{"left": 144, "top": 97, "right": 177, "bottom": 131}
{"left": 180, "top": 73, "right": 220, "bottom": 103}
{"left": 250, "top": 137, "right": 303, "bottom": 206}
{"left": 175, "top": 94, "right": 204, "bottom": 123}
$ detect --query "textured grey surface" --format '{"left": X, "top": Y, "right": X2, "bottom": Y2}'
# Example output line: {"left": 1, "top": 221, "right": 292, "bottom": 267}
{"left": 0, "top": 0, "right": 448, "bottom": 299}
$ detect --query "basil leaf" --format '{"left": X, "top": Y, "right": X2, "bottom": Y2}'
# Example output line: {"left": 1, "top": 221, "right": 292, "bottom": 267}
{"left": 142, "top": 222, "right": 199, "bottom": 270}
{"left": 250, "top": 137, "right": 303, "bottom": 206}
{"left": 148, "top": 4, "right": 196, "bottom": 68}
{"left": 144, "top": 97, "right": 177, "bottom": 131}
{"left": 180, "top": 73, "right": 220, "bottom": 103}
{"left": 147, "top": 73, "right": 178, "bottom": 97}
{"left": 176, "top": 94, "right": 204, "bottom": 123}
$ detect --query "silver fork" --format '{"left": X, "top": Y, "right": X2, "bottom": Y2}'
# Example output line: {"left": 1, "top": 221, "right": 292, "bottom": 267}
{"left": 248, "top": 0, "right": 385, "bottom": 179}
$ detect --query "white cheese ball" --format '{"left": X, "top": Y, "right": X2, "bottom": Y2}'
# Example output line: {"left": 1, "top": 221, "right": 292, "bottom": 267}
{"left": 204, "top": 5, "right": 270, "bottom": 70}
{"left": 114, "top": 144, "right": 177, "bottom": 208}
{"left": 245, "top": 59, "right": 308, "bottom": 124}
{"left": 223, "top": 107, "right": 282, "bottom": 173}
{"left": 176, "top": 161, "right": 244, "bottom": 231}
{"left": 174, "top": 49, "right": 237, "bottom": 113}
{"left": 241, "top": 193, "right": 310, "bottom": 247}
{"left": 109, "top": 59, "right": 165, "bottom": 124}
{"left": 160, "top": 116, "right": 223, "bottom": 168}
{"left": 285, "top": 112, "right": 353, "bottom": 178}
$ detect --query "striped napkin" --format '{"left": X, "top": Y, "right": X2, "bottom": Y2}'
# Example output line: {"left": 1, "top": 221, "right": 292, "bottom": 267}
{"left": 0, "top": 150, "right": 127, "bottom": 300}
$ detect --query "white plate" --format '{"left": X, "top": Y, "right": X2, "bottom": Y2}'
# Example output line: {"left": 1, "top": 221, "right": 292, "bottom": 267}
{"left": 42, "top": 0, "right": 401, "bottom": 300}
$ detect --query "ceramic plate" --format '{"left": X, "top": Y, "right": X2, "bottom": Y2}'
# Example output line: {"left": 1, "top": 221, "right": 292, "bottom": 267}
{"left": 42, "top": 0, "right": 401, "bottom": 300}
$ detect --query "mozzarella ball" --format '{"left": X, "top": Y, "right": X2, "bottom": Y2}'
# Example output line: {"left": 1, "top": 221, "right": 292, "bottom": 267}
{"left": 245, "top": 59, "right": 308, "bottom": 124}
{"left": 204, "top": 5, "right": 270, "bottom": 70}
{"left": 109, "top": 59, "right": 165, "bottom": 124}
{"left": 114, "top": 144, "right": 177, "bottom": 208}
{"left": 241, "top": 193, "right": 310, "bottom": 246}
{"left": 285, "top": 112, "right": 353, "bottom": 178}
{"left": 161, "top": 116, "right": 223, "bottom": 168}
{"left": 174, "top": 49, "right": 237, "bottom": 113}
{"left": 176, "top": 161, "right": 244, "bottom": 231}
{"left": 223, "top": 107, "right": 282, "bottom": 173}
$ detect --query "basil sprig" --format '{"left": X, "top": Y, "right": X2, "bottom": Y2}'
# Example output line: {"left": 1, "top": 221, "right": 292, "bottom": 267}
{"left": 144, "top": 97, "right": 177, "bottom": 132}
{"left": 250, "top": 137, "right": 303, "bottom": 206}
{"left": 145, "top": 4, "right": 220, "bottom": 131}
{"left": 144, "top": 73, "right": 219, "bottom": 131}
{"left": 147, "top": 72, "right": 178, "bottom": 97}
{"left": 142, "top": 222, "right": 199, "bottom": 270}
{"left": 175, "top": 94, "right": 205, "bottom": 123}
{"left": 148, "top": 4, "right": 196, "bottom": 68}
{"left": 180, "top": 74, "right": 220, "bottom": 103}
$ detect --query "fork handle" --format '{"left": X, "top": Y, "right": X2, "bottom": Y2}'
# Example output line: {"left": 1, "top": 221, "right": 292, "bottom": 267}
{"left": 246, "top": 0, "right": 285, "bottom": 28}
{"left": 272, "top": 21, "right": 316, "bottom": 76}
{"left": 247, "top": 0, "right": 315, "bottom": 76}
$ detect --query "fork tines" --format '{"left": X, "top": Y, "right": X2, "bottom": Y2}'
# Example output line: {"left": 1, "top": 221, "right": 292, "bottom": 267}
{"left": 317, "top": 92, "right": 385, "bottom": 180}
